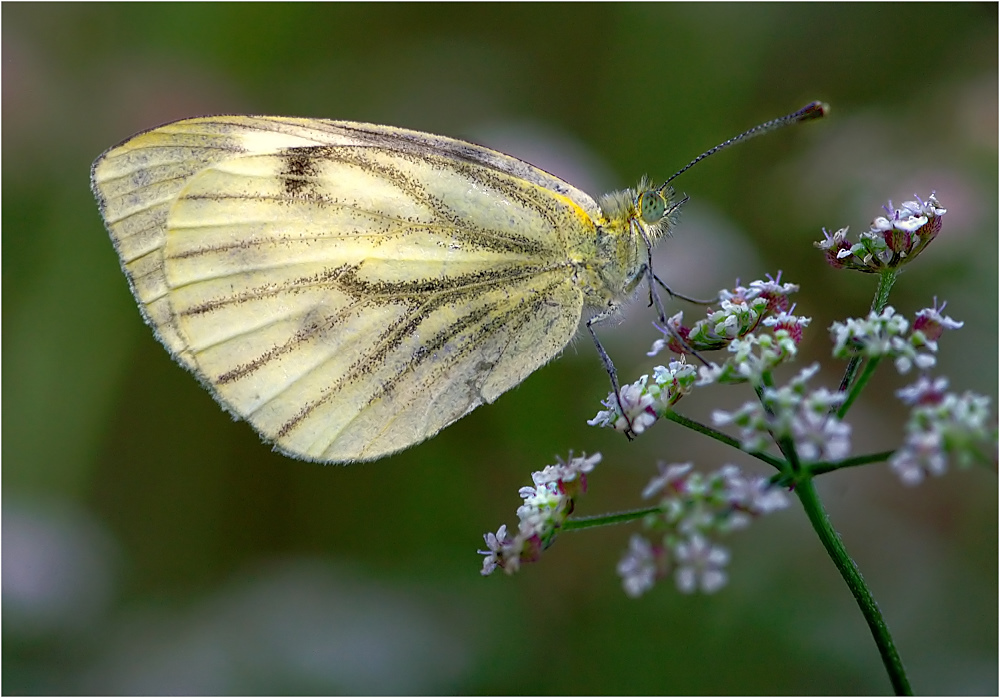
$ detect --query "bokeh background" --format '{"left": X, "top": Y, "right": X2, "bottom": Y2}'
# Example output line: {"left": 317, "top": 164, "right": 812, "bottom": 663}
{"left": 4, "top": 4, "right": 997, "bottom": 695}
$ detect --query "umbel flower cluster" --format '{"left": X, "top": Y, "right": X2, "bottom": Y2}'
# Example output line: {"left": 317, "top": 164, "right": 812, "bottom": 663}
{"left": 479, "top": 193, "right": 996, "bottom": 600}
{"left": 815, "top": 193, "right": 944, "bottom": 272}
{"left": 617, "top": 462, "right": 789, "bottom": 597}
{"left": 479, "top": 453, "right": 599, "bottom": 576}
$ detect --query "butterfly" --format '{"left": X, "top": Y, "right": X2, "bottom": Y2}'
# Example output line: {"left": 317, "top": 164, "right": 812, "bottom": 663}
{"left": 91, "top": 104, "right": 825, "bottom": 463}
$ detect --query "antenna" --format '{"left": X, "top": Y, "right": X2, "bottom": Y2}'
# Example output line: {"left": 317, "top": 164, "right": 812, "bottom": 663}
{"left": 660, "top": 101, "right": 828, "bottom": 190}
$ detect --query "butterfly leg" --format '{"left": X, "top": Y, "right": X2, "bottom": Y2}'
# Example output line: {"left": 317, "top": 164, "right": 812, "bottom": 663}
{"left": 652, "top": 273, "right": 717, "bottom": 306}
{"left": 647, "top": 273, "right": 715, "bottom": 367}
{"left": 586, "top": 311, "right": 636, "bottom": 440}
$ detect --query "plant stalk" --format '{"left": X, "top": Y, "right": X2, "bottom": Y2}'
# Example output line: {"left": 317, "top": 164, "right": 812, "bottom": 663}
{"left": 795, "top": 478, "right": 912, "bottom": 695}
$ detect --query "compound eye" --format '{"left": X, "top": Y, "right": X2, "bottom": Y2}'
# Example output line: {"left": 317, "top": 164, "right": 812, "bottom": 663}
{"left": 638, "top": 190, "right": 666, "bottom": 224}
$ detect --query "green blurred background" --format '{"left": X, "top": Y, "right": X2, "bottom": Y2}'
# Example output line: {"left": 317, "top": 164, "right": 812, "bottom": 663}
{"left": 4, "top": 3, "right": 997, "bottom": 694}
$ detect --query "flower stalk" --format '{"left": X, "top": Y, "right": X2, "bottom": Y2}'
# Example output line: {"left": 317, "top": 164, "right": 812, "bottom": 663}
{"left": 795, "top": 478, "right": 912, "bottom": 696}
{"left": 478, "top": 193, "right": 995, "bottom": 695}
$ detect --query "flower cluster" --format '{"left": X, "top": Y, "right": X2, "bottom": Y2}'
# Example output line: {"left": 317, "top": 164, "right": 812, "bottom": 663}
{"left": 697, "top": 321, "right": 809, "bottom": 386}
{"left": 912, "top": 299, "right": 965, "bottom": 348}
{"left": 617, "top": 463, "right": 789, "bottom": 597}
{"left": 480, "top": 453, "right": 600, "bottom": 576}
{"left": 890, "top": 377, "right": 996, "bottom": 485}
{"left": 648, "top": 275, "right": 803, "bottom": 356}
{"left": 477, "top": 187, "right": 996, "bottom": 633}
{"left": 830, "top": 302, "right": 962, "bottom": 374}
{"left": 589, "top": 276, "right": 810, "bottom": 436}
{"left": 712, "top": 364, "right": 850, "bottom": 461}
{"left": 815, "top": 193, "right": 945, "bottom": 273}
{"left": 588, "top": 360, "right": 698, "bottom": 435}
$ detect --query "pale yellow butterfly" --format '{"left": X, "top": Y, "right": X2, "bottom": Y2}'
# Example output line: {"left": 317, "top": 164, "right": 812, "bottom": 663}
{"left": 91, "top": 103, "right": 825, "bottom": 463}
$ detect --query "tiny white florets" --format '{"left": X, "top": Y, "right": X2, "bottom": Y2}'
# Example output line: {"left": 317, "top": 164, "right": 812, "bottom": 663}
{"left": 816, "top": 193, "right": 945, "bottom": 272}
{"left": 830, "top": 304, "right": 958, "bottom": 375}
{"left": 646, "top": 275, "right": 804, "bottom": 367}
{"left": 482, "top": 194, "right": 996, "bottom": 618}
{"left": 713, "top": 364, "right": 850, "bottom": 462}
{"left": 620, "top": 463, "right": 789, "bottom": 596}
{"left": 588, "top": 361, "right": 698, "bottom": 435}
{"left": 896, "top": 376, "right": 950, "bottom": 406}
{"left": 618, "top": 535, "right": 659, "bottom": 598}
{"left": 479, "top": 453, "right": 601, "bottom": 576}
{"left": 889, "top": 379, "right": 995, "bottom": 486}
{"left": 480, "top": 525, "right": 513, "bottom": 576}
{"left": 674, "top": 534, "right": 730, "bottom": 594}
{"left": 641, "top": 462, "right": 694, "bottom": 500}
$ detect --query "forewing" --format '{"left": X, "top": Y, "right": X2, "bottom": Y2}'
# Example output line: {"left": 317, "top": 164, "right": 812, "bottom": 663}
{"left": 92, "top": 116, "right": 379, "bottom": 366}
{"left": 123, "top": 141, "right": 594, "bottom": 461}
{"left": 91, "top": 116, "right": 600, "bottom": 370}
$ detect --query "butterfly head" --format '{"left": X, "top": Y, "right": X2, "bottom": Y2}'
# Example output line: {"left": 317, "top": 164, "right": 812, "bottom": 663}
{"left": 598, "top": 176, "right": 679, "bottom": 246}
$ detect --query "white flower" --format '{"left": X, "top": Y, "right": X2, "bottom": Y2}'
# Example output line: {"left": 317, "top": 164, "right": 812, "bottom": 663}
{"left": 889, "top": 386, "right": 995, "bottom": 485}
{"left": 642, "top": 462, "right": 693, "bottom": 500}
{"left": 792, "top": 411, "right": 852, "bottom": 462}
{"left": 890, "top": 431, "right": 947, "bottom": 486}
{"left": 563, "top": 452, "right": 601, "bottom": 479}
{"left": 589, "top": 362, "right": 697, "bottom": 434}
{"left": 697, "top": 362, "right": 726, "bottom": 385}
{"left": 897, "top": 376, "right": 949, "bottom": 406}
{"left": 818, "top": 194, "right": 945, "bottom": 272}
{"left": 723, "top": 472, "right": 790, "bottom": 515}
{"left": 479, "top": 525, "right": 511, "bottom": 576}
{"left": 622, "top": 464, "right": 791, "bottom": 598}
{"left": 618, "top": 535, "right": 658, "bottom": 598}
{"left": 673, "top": 534, "right": 730, "bottom": 594}
{"left": 479, "top": 453, "right": 601, "bottom": 574}
{"left": 749, "top": 484, "right": 791, "bottom": 515}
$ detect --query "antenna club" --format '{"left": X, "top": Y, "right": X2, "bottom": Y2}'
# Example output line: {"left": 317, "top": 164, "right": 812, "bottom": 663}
{"left": 794, "top": 101, "right": 830, "bottom": 123}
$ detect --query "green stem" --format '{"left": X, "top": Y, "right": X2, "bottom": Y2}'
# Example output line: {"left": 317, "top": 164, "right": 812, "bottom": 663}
{"left": 803, "top": 450, "right": 895, "bottom": 477}
{"left": 838, "top": 356, "right": 881, "bottom": 418}
{"left": 662, "top": 410, "right": 786, "bottom": 471}
{"left": 839, "top": 269, "right": 898, "bottom": 393}
{"left": 839, "top": 356, "right": 863, "bottom": 393}
{"left": 795, "top": 478, "right": 912, "bottom": 695}
{"left": 776, "top": 435, "right": 802, "bottom": 473}
{"left": 562, "top": 506, "right": 660, "bottom": 531}
{"left": 769, "top": 450, "right": 895, "bottom": 487}
{"left": 751, "top": 381, "right": 800, "bottom": 474}
{"left": 872, "top": 268, "right": 898, "bottom": 314}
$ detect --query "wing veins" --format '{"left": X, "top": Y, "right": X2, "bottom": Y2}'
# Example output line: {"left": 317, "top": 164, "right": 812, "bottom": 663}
{"left": 278, "top": 273, "right": 566, "bottom": 446}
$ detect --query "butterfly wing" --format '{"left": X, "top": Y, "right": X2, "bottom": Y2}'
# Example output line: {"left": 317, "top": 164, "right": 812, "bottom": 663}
{"left": 92, "top": 117, "right": 601, "bottom": 462}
